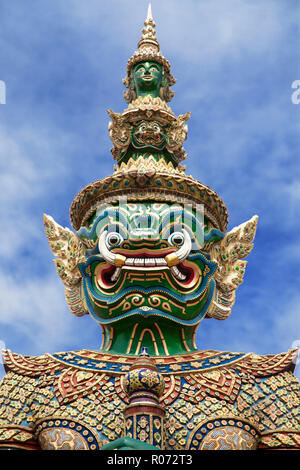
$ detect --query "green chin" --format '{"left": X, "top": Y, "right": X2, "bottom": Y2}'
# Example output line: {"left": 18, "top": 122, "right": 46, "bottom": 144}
{"left": 81, "top": 256, "right": 216, "bottom": 326}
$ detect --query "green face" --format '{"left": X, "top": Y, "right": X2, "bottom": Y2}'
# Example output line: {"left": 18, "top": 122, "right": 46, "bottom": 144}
{"left": 77, "top": 202, "right": 224, "bottom": 328}
{"left": 132, "top": 61, "right": 163, "bottom": 98}
{"left": 131, "top": 120, "right": 167, "bottom": 150}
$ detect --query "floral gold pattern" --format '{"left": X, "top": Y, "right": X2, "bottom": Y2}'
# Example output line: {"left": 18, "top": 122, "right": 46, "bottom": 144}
{"left": 0, "top": 348, "right": 299, "bottom": 450}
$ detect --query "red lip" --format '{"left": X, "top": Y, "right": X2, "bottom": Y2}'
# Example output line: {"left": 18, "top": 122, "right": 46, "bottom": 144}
{"left": 177, "top": 261, "right": 195, "bottom": 285}
{"left": 96, "top": 257, "right": 195, "bottom": 289}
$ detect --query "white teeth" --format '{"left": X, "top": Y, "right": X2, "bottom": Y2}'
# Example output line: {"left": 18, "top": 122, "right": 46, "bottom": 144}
{"left": 110, "top": 257, "right": 186, "bottom": 282}
{"left": 155, "top": 258, "right": 167, "bottom": 266}
{"left": 124, "top": 257, "right": 167, "bottom": 267}
{"left": 170, "top": 265, "right": 187, "bottom": 281}
{"left": 145, "top": 258, "right": 156, "bottom": 266}
{"left": 111, "top": 267, "right": 121, "bottom": 282}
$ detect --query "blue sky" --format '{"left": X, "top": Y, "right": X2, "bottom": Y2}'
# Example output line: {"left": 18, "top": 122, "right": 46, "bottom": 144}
{"left": 0, "top": 0, "right": 299, "bottom": 381}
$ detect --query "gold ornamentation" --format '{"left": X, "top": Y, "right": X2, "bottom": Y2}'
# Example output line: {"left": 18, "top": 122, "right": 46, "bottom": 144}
{"left": 55, "top": 369, "right": 109, "bottom": 404}
{"left": 182, "top": 369, "right": 241, "bottom": 404}
{"left": 43, "top": 214, "right": 85, "bottom": 287}
{"left": 114, "top": 155, "right": 186, "bottom": 176}
{"left": 1, "top": 349, "right": 299, "bottom": 450}
{"left": 43, "top": 214, "right": 88, "bottom": 317}
{"left": 124, "top": 368, "right": 164, "bottom": 396}
{"left": 259, "top": 431, "right": 300, "bottom": 448}
{"left": 123, "top": 5, "right": 176, "bottom": 104}
{"left": 0, "top": 425, "right": 37, "bottom": 448}
{"left": 159, "top": 375, "right": 181, "bottom": 406}
{"left": 127, "top": 95, "right": 174, "bottom": 115}
{"left": 107, "top": 110, "right": 131, "bottom": 157}
{"left": 108, "top": 99, "right": 190, "bottom": 163}
{"left": 207, "top": 215, "right": 259, "bottom": 320}
{"left": 2, "top": 349, "right": 60, "bottom": 377}
{"left": 165, "top": 252, "right": 180, "bottom": 267}
{"left": 70, "top": 171, "right": 228, "bottom": 232}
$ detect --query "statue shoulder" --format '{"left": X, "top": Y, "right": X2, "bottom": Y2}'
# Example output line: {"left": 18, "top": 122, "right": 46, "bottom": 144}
{"left": 235, "top": 349, "right": 298, "bottom": 377}
{"left": 237, "top": 349, "right": 300, "bottom": 449}
{"left": 2, "top": 349, "right": 61, "bottom": 378}
{"left": 1, "top": 348, "right": 109, "bottom": 377}
{"left": 0, "top": 350, "right": 52, "bottom": 450}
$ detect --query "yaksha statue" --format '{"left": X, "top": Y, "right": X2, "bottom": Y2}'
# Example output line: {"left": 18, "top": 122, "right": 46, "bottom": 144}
{"left": 0, "top": 5, "right": 299, "bottom": 451}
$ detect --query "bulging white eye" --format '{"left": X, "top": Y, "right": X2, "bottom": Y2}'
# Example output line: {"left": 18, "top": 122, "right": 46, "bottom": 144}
{"left": 106, "top": 232, "right": 123, "bottom": 248}
{"left": 138, "top": 124, "right": 147, "bottom": 133}
{"left": 168, "top": 231, "right": 185, "bottom": 247}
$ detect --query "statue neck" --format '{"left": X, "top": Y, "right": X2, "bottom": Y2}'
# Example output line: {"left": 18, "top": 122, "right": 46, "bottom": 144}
{"left": 99, "top": 317, "right": 198, "bottom": 356}
{"left": 135, "top": 90, "right": 160, "bottom": 100}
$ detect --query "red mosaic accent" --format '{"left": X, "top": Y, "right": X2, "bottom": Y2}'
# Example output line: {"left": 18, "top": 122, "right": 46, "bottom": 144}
{"left": 54, "top": 369, "right": 111, "bottom": 405}
{"left": 234, "top": 350, "right": 298, "bottom": 377}
{"left": 159, "top": 375, "right": 181, "bottom": 405}
{"left": 183, "top": 369, "right": 241, "bottom": 404}
{"left": 2, "top": 350, "right": 62, "bottom": 377}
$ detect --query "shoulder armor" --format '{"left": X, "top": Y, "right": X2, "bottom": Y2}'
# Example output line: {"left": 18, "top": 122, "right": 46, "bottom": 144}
{"left": 2, "top": 348, "right": 297, "bottom": 378}
{"left": 2, "top": 349, "right": 60, "bottom": 377}
{"left": 233, "top": 349, "right": 298, "bottom": 377}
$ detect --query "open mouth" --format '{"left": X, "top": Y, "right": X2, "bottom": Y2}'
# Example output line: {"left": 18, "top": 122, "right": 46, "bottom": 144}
{"left": 96, "top": 229, "right": 196, "bottom": 288}
{"left": 101, "top": 254, "right": 194, "bottom": 286}
{"left": 124, "top": 257, "right": 167, "bottom": 267}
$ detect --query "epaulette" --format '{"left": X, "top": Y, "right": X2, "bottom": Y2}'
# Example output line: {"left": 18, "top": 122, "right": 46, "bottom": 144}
{"left": 179, "top": 349, "right": 298, "bottom": 405}
{"left": 233, "top": 349, "right": 298, "bottom": 376}
{"left": 1, "top": 348, "right": 298, "bottom": 409}
{"left": 2, "top": 349, "right": 60, "bottom": 377}
{"left": 2, "top": 348, "right": 297, "bottom": 377}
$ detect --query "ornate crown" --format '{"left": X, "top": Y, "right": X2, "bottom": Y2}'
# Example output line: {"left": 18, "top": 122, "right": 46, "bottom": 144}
{"left": 123, "top": 4, "right": 176, "bottom": 103}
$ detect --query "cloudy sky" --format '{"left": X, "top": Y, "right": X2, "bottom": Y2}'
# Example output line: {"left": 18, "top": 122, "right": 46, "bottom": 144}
{"left": 0, "top": 0, "right": 299, "bottom": 381}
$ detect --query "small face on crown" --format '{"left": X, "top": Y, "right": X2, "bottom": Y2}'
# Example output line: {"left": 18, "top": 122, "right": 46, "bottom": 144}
{"left": 133, "top": 61, "right": 163, "bottom": 98}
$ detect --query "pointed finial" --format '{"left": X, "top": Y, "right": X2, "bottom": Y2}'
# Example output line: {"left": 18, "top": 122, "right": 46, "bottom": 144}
{"left": 123, "top": 5, "right": 176, "bottom": 104}
{"left": 137, "top": 3, "right": 159, "bottom": 52}
{"left": 147, "top": 3, "right": 153, "bottom": 22}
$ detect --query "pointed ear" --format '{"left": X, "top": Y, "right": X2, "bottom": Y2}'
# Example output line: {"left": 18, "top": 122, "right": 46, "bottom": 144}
{"left": 44, "top": 214, "right": 89, "bottom": 317}
{"left": 207, "top": 215, "right": 258, "bottom": 320}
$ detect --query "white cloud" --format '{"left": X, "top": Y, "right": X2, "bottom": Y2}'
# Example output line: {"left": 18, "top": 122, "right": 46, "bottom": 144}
{"left": 0, "top": 271, "right": 70, "bottom": 347}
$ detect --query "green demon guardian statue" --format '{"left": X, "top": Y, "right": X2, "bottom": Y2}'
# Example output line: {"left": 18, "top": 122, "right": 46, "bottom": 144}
{"left": 0, "top": 5, "right": 299, "bottom": 451}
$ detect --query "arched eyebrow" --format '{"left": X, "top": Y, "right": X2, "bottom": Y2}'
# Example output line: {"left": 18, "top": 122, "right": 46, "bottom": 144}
{"left": 135, "top": 64, "right": 145, "bottom": 71}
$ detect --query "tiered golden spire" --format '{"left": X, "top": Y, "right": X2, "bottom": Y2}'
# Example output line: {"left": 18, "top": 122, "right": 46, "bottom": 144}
{"left": 137, "top": 4, "right": 160, "bottom": 52}
{"left": 69, "top": 4, "right": 229, "bottom": 235}
{"left": 123, "top": 3, "right": 175, "bottom": 103}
